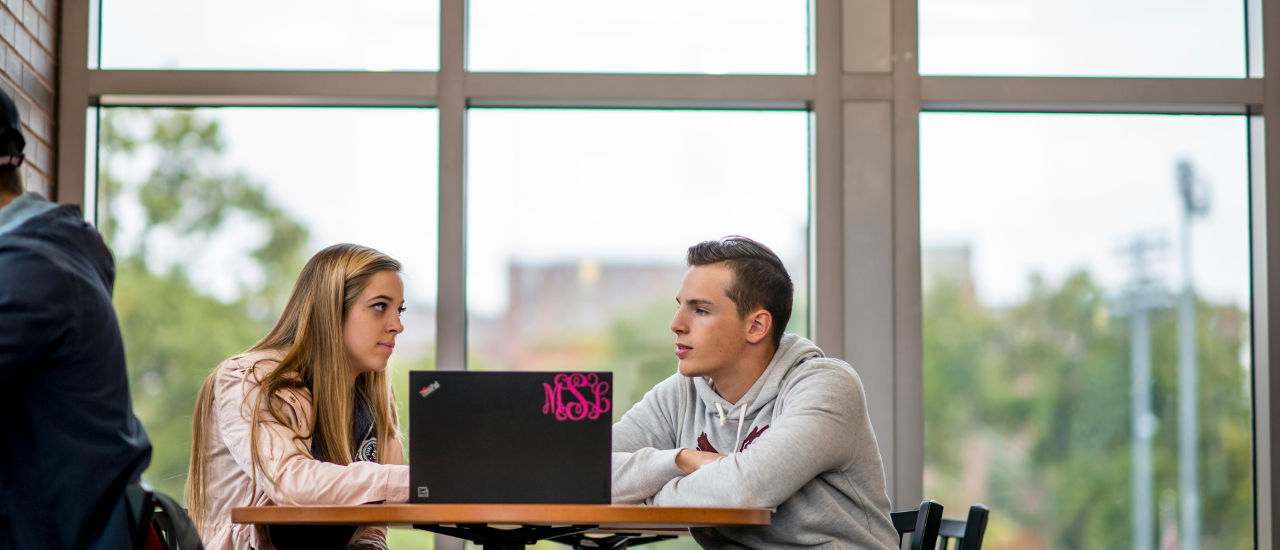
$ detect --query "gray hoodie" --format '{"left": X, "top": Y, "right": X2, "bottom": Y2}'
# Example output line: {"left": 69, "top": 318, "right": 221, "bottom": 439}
{"left": 611, "top": 333, "right": 898, "bottom": 549}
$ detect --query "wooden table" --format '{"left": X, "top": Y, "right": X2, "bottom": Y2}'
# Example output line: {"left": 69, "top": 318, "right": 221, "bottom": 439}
{"left": 232, "top": 503, "right": 771, "bottom": 549}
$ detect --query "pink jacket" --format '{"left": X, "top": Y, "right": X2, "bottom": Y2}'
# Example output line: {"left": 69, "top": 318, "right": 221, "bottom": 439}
{"left": 198, "top": 349, "right": 410, "bottom": 550}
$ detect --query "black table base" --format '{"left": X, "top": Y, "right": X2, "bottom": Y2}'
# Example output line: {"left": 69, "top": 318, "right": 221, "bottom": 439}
{"left": 414, "top": 523, "right": 680, "bottom": 550}
{"left": 416, "top": 523, "right": 593, "bottom": 550}
{"left": 549, "top": 531, "right": 679, "bottom": 549}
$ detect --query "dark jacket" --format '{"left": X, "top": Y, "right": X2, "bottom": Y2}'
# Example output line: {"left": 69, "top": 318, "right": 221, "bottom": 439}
{"left": 0, "top": 204, "right": 151, "bottom": 550}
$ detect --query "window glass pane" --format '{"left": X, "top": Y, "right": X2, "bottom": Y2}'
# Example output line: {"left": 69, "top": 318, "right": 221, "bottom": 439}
{"left": 921, "top": 113, "right": 1252, "bottom": 549}
{"left": 97, "top": 108, "right": 438, "bottom": 503}
{"left": 919, "top": 0, "right": 1245, "bottom": 77}
{"left": 99, "top": 0, "right": 438, "bottom": 70}
{"left": 469, "top": 0, "right": 808, "bottom": 74}
{"left": 467, "top": 109, "right": 810, "bottom": 432}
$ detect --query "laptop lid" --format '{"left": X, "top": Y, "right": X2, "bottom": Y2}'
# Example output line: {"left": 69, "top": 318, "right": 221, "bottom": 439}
{"left": 408, "top": 371, "right": 612, "bottom": 504}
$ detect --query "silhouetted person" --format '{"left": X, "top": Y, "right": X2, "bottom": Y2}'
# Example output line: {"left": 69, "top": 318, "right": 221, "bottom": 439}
{"left": 0, "top": 85, "right": 151, "bottom": 549}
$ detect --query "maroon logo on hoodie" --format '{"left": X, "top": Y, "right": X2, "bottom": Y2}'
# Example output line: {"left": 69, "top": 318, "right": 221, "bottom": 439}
{"left": 739, "top": 425, "right": 769, "bottom": 451}
{"left": 696, "top": 432, "right": 719, "bottom": 453}
{"left": 695, "top": 425, "right": 771, "bottom": 453}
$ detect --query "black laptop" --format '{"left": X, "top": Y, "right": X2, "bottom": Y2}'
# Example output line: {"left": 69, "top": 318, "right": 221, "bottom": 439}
{"left": 408, "top": 371, "right": 612, "bottom": 504}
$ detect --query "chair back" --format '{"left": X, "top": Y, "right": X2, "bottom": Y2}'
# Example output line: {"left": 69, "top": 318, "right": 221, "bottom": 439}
{"left": 891, "top": 499, "right": 943, "bottom": 550}
{"left": 937, "top": 504, "right": 989, "bottom": 550}
{"left": 127, "top": 482, "right": 205, "bottom": 550}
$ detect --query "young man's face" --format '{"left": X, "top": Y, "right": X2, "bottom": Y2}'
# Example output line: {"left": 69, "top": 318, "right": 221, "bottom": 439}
{"left": 670, "top": 263, "right": 752, "bottom": 379}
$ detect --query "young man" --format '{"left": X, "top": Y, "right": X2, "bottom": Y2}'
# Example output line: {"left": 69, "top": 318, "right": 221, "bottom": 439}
{"left": 0, "top": 86, "right": 152, "bottom": 549}
{"left": 611, "top": 236, "right": 898, "bottom": 549}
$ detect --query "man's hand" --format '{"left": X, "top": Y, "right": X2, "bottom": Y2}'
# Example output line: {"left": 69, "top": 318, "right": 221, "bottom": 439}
{"left": 675, "top": 448, "right": 724, "bottom": 474}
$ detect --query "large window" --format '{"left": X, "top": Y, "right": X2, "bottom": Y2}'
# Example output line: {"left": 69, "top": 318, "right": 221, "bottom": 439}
{"left": 99, "top": 0, "right": 439, "bottom": 70}
{"left": 918, "top": 0, "right": 1245, "bottom": 77}
{"left": 466, "top": 109, "right": 809, "bottom": 418}
{"left": 921, "top": 113, "right": 1252, "bottom": 548}
{"left": 73, "top": 0, "right": 1276, "bottom": 549}
{"left": 97, "top": 107, "right": 439, "bottom": 504}
{"left": 468, "top": 0, "right": 808, "bottom": 74}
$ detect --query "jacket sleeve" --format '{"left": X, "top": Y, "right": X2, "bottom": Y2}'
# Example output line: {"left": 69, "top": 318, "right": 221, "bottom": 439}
{"left": 346, "top": 434, "right": 407, "bottom": 550}
{"left": 609, "top": 374, "right": 687, "bottom": 504}
{"left": 0, "top": 248, "right": 67, "bottom": 386}
{"left": 213, "top": 363, "right": 410, "bottom": 507}
{"left": 651, "top": 364, "right": 865, "bottom": 509}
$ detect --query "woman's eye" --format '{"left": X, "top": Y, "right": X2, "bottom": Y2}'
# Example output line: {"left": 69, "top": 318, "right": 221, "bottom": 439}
{"left": 372, "top": 303, "right": 387, "bottom": 312}
{"left": 397, "top": 305, "right": 407, "bottom": 315}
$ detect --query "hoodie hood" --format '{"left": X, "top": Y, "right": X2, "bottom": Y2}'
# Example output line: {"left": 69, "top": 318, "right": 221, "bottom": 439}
{"left": 4, "top": 202, "right": 116, "bottom": 292}
{"left": 692, "top": 333, "right": 824, "bottom": 449}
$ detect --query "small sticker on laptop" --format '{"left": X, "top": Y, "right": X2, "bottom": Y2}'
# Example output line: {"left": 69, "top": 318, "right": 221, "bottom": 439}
{"left": 419, "top": 381, "right": 440, "bottom": 398}
{"left": 417, "top": 486, "right": 429, "bottom": 498}
{"left": 542, "top": 373, "right": 610, "bottom": 421}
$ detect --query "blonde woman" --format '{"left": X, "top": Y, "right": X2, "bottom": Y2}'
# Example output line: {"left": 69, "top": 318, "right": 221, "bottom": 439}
{"left": 188, "top": 244, "right": 410, "bottom": 550}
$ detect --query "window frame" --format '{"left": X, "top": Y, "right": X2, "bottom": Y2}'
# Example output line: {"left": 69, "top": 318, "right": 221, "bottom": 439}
{"left": 56, "top": 1, "right": 1280, "bottom": 547}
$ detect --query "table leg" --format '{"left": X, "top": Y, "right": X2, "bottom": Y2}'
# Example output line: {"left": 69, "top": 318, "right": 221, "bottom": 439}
{"left": 548, "top": 532, "right": 679, "bottom": 549}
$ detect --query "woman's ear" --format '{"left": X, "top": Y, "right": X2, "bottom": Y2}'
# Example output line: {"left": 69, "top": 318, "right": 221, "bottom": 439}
{"left": 745, "top": 308, "right": 772, "bottom": 345}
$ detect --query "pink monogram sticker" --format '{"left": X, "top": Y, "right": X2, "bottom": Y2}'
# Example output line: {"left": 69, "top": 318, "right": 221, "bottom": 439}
{"left": 542, "top": 373, "right": 611, "bottom": 421}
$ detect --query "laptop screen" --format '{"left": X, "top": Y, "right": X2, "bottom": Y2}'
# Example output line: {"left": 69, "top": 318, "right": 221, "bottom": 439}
{"left": 408, "top": 371, "right": 612, "bottom": 504}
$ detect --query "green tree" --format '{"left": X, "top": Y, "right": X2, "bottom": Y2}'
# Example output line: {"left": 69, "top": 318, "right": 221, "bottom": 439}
{"left": 99, "top": 108, "right": 309, "bottom": 499}
{"left": 923, "top": 269, "right": 1253, "bottom": 550}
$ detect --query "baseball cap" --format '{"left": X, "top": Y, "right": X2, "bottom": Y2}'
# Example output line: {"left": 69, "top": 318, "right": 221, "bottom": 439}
{"left": 0, "top": 85, "right": 25, "bottom": 170}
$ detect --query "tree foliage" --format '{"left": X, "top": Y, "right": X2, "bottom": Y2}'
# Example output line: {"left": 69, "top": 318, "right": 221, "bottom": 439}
{"left": 924, "top": 270, "right": 1252, "bottom": 549}
{"left": 100, "top": 109, "right": 309, "bottom": 499}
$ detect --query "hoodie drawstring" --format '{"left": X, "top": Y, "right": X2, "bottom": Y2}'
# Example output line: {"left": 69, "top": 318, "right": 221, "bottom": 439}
{"left": 714, "top": 403, "right": 748, "bottom": 453}
{"left": 732, "top": 406, "right": 746, "bottom": 454}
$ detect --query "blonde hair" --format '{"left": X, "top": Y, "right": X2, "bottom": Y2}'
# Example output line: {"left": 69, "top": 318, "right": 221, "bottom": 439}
{"left": 187, "top": 243, "right": 402, "bottom": 531}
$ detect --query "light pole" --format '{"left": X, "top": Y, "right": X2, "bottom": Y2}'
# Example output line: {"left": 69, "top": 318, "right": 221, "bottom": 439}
{"left": 1120, "top": 235, "right": 1166, "bottom": 550}
{"left": 1175, "top": 158, "right": 1208, "bottom": 550}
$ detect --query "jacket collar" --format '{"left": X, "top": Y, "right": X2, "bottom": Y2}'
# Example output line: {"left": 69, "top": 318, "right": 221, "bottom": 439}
{"left": 0, "top": 191, "right": 56, "bottom": 236}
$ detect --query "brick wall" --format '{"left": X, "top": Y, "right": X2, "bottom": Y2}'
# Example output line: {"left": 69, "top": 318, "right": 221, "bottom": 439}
{"left": 0, "top": 0, "right": 55, "bottom": 196}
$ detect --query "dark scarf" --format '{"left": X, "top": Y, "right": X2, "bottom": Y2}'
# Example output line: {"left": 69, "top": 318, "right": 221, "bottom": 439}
{"left": 311, "top": 390, "right": 377, "bottom": 463}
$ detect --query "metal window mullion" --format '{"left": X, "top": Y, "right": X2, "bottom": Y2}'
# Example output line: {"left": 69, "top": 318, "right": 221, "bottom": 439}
{"left": 435, "top": 1, "right": 467, "bottom": 549}
{"left": 1254, "top": 1, "right": 1280, "bottom": 548}
{"left": 437, "top": 0, "right": 467, "bottom": 376}
{"left": 842, "top": 99, "right": 896, "bottom": 505}
{"left": 891, "top": 0, "right": 924, "bottom": 512}
{"left": 839, "top": 0, "right": 902, "bottom": 509}
{"left": 1249, "top": 112, "right": 1273, "bottom": 550}
{"left": 55, "top": 1, "right": 91, "bottom": 205}
{"left": 87, "top": 70, "right": 438, "bottom": 107}
{"left": 921, "top": 75, "right": 1263, "bottom": 114}
{"left": 813, "top": 0, "right": 845, "bottom": 362}
{"left": 465, "top": 72, "right": 811, "bottom": 109}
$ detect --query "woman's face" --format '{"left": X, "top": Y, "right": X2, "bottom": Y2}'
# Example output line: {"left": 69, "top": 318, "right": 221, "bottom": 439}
{"left": 344, "top": 270, "right": 406, "bottom": 377}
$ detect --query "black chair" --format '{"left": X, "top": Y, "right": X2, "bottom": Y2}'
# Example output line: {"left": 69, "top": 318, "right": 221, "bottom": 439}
{"left": 937, "top": 504, "right": 989, "bottom": 550}
{"left": 891, "top": 499, "right": 943, "bottom": 550}
{"left": 127, "top": 482, "right": 205, "bottom": 550}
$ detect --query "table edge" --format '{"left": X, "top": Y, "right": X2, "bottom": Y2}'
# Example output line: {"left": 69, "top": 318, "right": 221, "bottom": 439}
{"left": 231, "top": 504, "right": 770, "bottom": 527}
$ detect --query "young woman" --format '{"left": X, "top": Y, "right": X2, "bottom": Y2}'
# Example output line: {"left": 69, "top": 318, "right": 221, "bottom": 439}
{"left": 187, "top": 243, "right": 410, "bottom": 550}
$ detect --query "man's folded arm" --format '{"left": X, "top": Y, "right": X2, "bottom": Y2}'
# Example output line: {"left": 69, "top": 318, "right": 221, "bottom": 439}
{"left": 610, "top": 374, "right": 687, "bottom": 503}
{"left": 610, "top": 448, "right": 685, "bottom": 504}
{"left": 651, "top": 367, "right": 863, "bottom": 509}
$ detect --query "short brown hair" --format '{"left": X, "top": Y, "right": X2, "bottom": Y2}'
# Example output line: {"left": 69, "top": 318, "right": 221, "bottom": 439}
{"left": 687, "top": 235, "right": 793, "bottom": 348}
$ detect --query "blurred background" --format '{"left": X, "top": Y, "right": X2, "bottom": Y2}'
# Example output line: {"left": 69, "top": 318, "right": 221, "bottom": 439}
{"left": 61, "top": 0, "right": 1259, "bottom": 548}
